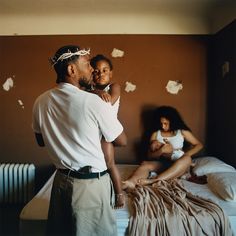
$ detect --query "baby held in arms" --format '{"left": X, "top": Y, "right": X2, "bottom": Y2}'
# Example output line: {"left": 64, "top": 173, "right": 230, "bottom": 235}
{"left": 122, "top": 105, "right": 203, "bottom": 190}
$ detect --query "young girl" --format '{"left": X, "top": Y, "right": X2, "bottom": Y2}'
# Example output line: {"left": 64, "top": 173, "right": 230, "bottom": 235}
{"left": 90, "top": 54, "right": 124, "bottom": 208}
{"left": 122, "top": 105, "right": 203, "bottom": 190}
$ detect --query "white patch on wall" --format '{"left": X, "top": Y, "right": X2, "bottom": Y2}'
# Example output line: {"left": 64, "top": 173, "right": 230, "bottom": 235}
{"left": 18, "top": 99, "right": 24, "bottom": 109}
{"left": 166, "top": 80, "right": 183, "bottom": 95}
{"left": 125, "top": 81, "right": 136, "bottom": 93}
{"left": 2, "top": 77, "right": 14, "bottom": 91}
{"left": 111, "top": 48, "right": 124, "bottom": 58}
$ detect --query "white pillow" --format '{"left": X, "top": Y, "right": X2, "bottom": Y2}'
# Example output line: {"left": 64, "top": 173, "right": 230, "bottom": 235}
{"left": 207, "top": 172, "right": 236, "bottom": 201}
{"left": 192, "top": 156, "right": 236, "bottom": 176}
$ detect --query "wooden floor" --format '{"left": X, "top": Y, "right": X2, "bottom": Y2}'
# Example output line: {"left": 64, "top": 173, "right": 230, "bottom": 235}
{"left": 0, "top": 205, "right": 24, "bottom": 236}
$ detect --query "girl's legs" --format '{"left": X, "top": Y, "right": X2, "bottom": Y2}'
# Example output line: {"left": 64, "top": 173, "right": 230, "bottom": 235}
{"left": 122, "top": 160, "right": 165, "bottom": 190}
{"left": 138, "top": 155, "right": 192, "bottom": 185}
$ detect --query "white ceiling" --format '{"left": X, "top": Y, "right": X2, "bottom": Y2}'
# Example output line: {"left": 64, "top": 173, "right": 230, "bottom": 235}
{"left": 0, "top": 0, "right": 235, "bottom": 35}
{"left": 0, "top": 0, "right": 228, "bottom": 15}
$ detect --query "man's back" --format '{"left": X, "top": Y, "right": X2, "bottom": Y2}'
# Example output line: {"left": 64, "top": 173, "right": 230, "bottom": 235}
{"left": 33, "top": 82, "right": 123, "bottom": 172}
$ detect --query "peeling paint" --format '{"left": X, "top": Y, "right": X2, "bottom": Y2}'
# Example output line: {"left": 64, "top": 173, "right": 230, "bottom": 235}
{"left": 111, "top": 48, "right": 124, "bottom": 58}
{"left": 125, "top": 81, "right": 136, "bottom": 93}
{"left": 18, "top": 99, "right": 24, "bottom": 109}
{"left": 2, "top": 77, "right": 14, "bottom": 91}
{"left": 166, "top": 80, "right": 183, "bottom": 95}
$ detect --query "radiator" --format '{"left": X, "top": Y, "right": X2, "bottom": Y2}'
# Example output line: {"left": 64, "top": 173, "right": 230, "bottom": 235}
{"left": 0, "top": 163, "right": 35, "bottom": 204}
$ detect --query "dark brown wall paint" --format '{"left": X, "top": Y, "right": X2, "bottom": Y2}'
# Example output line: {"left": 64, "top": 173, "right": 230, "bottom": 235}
{"left": 0, "top": 35, "right": 208, "bottom": 172}
{"left": 207, "top": 20, "right": 236, "bottom": 167}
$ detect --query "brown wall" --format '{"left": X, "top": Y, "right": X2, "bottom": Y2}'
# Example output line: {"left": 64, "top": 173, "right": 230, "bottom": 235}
{"left": 0, "top": 35, "right": 208, "bottom": 176}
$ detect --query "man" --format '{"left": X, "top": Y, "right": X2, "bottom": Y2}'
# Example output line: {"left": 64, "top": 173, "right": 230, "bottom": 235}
{"left": 32, "top": 45, "right": 127, "bottom": 236}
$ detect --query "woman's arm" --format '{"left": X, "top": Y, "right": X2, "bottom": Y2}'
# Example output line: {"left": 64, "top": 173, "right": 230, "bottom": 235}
{"left": 181, "top": 130, "right": 203, "bottom": 157}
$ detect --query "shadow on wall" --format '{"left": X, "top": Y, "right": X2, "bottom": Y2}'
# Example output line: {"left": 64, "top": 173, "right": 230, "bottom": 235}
{"left": 134, "top": 105, "right": 158, "bottom": 163}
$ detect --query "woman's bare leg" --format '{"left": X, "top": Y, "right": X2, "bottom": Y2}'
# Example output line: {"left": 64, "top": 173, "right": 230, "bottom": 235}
{"left": 122, "top": 161, "right": 164, "bottom": 190}
{"left": 138, "top": 155, "right": 192, "bottom": 185}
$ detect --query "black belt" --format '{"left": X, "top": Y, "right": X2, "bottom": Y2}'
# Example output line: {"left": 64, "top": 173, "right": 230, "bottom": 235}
{"left": 58, "top": 168, "right": 108, "bottom": 179}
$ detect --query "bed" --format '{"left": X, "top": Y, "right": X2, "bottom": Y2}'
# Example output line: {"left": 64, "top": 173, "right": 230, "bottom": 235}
{"left": 19, "top": 158, "right": 236, "bottom": 235}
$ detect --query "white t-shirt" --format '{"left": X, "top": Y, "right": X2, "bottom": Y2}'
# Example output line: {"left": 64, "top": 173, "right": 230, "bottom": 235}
{"left": 32, "top": 83, "right": 123, "bottom": 172}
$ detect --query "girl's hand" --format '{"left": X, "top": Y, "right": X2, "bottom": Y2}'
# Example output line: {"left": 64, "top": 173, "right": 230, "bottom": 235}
{"left": 98, "top": 91, "right": 111, "bottom": 102}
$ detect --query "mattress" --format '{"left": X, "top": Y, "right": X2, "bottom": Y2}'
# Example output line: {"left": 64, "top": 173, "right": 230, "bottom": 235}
{"left": 19, "top": 164, "right": 236, "bottom": 235}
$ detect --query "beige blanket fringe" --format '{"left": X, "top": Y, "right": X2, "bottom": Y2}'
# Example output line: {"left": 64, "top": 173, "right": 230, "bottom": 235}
{"left": 128, "top": 179, "right": 233, "bottom": 236}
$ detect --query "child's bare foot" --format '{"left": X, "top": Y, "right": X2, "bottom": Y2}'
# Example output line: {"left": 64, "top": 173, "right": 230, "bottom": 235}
{"left": 114, "top": 193, "right": 125, "bottom": 209}
{"left": 122, "top": 180, "right": 136, "bottom": 190}
{"left": 137, "top": 178, "right": 157, "bottom": 186}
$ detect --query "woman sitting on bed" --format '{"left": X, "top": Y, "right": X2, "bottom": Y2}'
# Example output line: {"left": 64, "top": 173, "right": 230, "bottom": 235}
{"left": 122, "top": 105, "right": 203, "bottom": 190}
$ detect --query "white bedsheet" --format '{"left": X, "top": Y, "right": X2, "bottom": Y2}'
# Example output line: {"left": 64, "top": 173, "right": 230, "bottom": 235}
{"left": 20, "top": 165, "right": 236, "bottom": 235}
{"left": 181, "top": 179, "right": 236, "bottom": 235}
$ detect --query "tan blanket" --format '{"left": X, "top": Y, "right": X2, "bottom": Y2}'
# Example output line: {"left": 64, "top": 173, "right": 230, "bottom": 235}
{"left": 128, "top": 180, "right": 233, "bottom": 236}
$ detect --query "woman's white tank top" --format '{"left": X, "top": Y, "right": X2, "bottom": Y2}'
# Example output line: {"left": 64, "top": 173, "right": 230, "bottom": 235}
{"left": 156, "top": 130, "right": 184, "bottom": 150}
{"left": 156, "top": 130, "right": 185, "bottom": 160}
